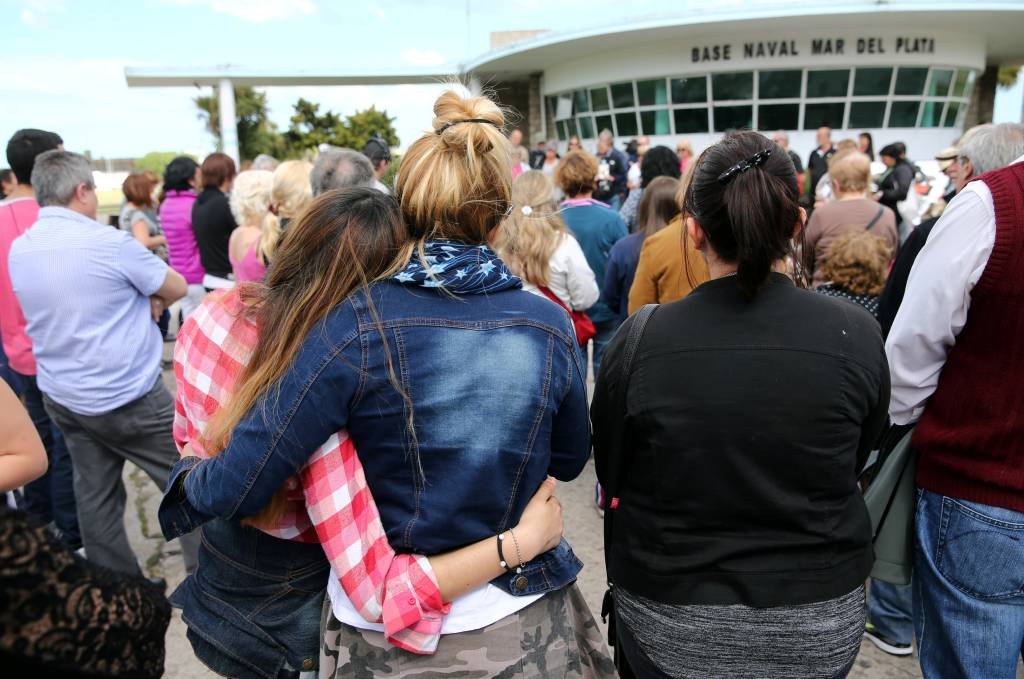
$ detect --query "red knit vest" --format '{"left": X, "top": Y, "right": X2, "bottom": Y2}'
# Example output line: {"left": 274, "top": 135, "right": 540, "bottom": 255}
{"left": 914, "top": 160, "right": 1024, "bottom": 512}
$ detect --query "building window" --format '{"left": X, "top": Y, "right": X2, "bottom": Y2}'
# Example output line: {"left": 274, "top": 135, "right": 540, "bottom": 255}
{"left": 943, "top": 102, "right": 961, "bottom": 128}
{"left": 590, "top": 87, "right": 611, "bottom": 111}
{"left": 951, "top": 70, "right": 975, "bottom": 98}
{"left": 894, "top": 67, "right": 929, "bottom": 95}
{"left": 714, "top": 105, "right": 753, "bottom": 132}
{"left": 674, "top": 107, "right": 709, "bottom": 133}
{"left": 615, "top": 111, "right": 639, "bottom": 136}
{"left": 712, "top": 72, "right": 753, "bottom": 101}
{"left": 637, "top": 79, "right": 669, "bottom": 106}
{"left": 920, "top": 100, "right": 945, "bottom": 128}
{"left": 640, "top": 109, "right": 671, "bottom": 135}
{"left": 578, "top": 116, "right": 595, "bottom": 139}
{"left": 758, "top": 103, "right": 800, "bottom": 130}
{"left": 849, "top": 101, "right": 887, "bottom": 129}
{"left": 804, "top": 102, "right": 846, "bottom": 129}
{"left": 671, "top": 76, "right": 707, "bottom": 104}
{"left": 927, "top": 69, "right": 954, "bottom": 97}
{"left": 888, "top": 100, "right": 921, "bottom": 127}
{"left": 853, "top": 68, "right": 893, "bottom": 96}
{"left": 573, "top": 90, "right": 590, "bottom": 113}
{"left": 547, "top": 65, "right": 975, "bottom": 139}
{"left": 759, "top": 70, "right": 802, "bottom": 99}
{"left": 807, "top": 70, "right": 850, "bottom": 98}
{"left": 611, "top": 82, "right": 635, "bottom": 109}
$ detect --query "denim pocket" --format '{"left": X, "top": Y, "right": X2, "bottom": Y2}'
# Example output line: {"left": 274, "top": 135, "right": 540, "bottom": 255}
{"left": 935, "top": 497, "right": 1024, "bottom": 601}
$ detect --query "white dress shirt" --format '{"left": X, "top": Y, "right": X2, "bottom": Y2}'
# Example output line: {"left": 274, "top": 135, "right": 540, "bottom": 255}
{"left": 520, "top": 232, "right": 600, "bottom": 311}
{"left": 885, "top": 154, "right": 1024, "bottom": 424}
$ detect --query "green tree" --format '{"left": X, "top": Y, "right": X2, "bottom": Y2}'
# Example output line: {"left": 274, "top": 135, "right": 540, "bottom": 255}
{"left": 998, "top": 65, "right": 1021, "bottom": 89}
{"left": 195, "top": 86, "right": 287, "bottom": 161}
{"left": 283, "top": 101, "right": 399, "bottom": 155}
{"left": 134, "top": 151, "right": 190, "bottom": 176}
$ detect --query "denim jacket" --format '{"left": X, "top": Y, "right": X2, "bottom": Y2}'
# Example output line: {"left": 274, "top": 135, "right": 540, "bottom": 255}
{"left": 161, "top": 241, "right": 591, "bottom": 597}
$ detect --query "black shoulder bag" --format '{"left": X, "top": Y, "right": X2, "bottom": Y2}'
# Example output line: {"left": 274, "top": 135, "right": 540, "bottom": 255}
{"left": 598, "top": 303, "right": 658, "bottom": 678}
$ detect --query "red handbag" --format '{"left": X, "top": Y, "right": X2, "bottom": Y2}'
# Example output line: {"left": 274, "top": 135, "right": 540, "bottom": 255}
{"left": 538, "top": 286, "right": 597, "bottom": 347}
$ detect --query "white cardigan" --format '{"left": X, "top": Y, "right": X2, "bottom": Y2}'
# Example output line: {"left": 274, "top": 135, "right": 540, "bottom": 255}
{"left": 521, "top": 233, "right": 599, "bottom": 311}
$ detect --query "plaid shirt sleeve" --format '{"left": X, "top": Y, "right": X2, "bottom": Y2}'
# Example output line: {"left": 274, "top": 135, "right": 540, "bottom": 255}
{"left": 300, "top": 438, "right": 451, "bottom": 654}
{"left": 177, "top": 289, "right": 451, "bottom": 653}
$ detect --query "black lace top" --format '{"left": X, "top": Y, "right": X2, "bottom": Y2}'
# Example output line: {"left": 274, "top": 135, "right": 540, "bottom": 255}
{"left": 0, "top": 508, "right": 171, "bottom": 677}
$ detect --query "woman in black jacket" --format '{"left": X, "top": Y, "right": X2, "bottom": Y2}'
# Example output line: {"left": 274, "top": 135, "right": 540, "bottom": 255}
{"left": 592, "top": 130, "right": 889, "bottom": 679}
{"left": 192, "top": 152, "right": 238, "bottom": 290}
{"left": 875, "top": 143, "right": 914, "bottom": 229}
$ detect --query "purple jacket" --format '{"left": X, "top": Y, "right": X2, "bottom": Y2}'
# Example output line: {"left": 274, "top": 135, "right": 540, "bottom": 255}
{"left": 160, "top": 190, "right": 204, "bottom": 285}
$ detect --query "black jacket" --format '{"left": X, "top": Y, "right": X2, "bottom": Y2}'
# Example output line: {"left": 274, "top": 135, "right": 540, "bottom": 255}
{"left": 878, "top": 161, "right": 915, "bottom": 224}
{"left": 192, "top": 187, "right": 237, "bottom": 279}
{"left": 592, "top": 274, "right": 888, "bottom": 608}
{"left": 807, "top": 146, "right": 835, "bottom": 197}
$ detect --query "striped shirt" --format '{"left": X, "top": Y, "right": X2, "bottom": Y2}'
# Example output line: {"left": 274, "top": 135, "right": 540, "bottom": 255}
{"left": 9, "top": 206, "right": 166, "bottom": 415}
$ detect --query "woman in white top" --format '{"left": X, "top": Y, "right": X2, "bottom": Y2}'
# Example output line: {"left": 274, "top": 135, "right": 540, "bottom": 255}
{"left": 494, "top": 170, "right": 599, "bottom": 313}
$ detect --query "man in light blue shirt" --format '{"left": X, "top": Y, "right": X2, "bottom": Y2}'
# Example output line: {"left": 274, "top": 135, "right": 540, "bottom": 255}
{"left": 9, "top": 149, "right": 197, "bottom": 576}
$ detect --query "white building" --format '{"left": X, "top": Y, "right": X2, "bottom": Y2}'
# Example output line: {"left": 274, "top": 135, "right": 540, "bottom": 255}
{"left": 125, "top": 1, "right": 1024, "bottom": 162}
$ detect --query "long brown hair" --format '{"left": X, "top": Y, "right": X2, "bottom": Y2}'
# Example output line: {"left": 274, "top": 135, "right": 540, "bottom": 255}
{"left": 638, "top": 176, "right": 681, "bottom": 237}
{"left": 201, "top": 187, "right": 411, "bottom": 525}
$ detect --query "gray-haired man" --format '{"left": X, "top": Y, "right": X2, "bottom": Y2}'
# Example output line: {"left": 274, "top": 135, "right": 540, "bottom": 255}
{"left": 9, "top": 149, "right": 198, "bottom": 577}
{"left": 310, "top": 147, "right": 376, "bottom": 196}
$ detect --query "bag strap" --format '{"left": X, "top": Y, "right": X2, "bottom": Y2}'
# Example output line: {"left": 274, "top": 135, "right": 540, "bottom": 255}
{"left": 537, "top": 285, "right": 569, "bottom": 311}
{"left": 865, "top": 206, "right": 885, "bottom": 232}
{"left": 604, "top": 303, "right": 659, "bottom": 505}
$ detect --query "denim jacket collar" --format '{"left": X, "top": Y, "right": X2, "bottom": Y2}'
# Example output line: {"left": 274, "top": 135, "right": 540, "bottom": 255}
{"left": 392, "top": 240, "right": 522, "bottom": 295}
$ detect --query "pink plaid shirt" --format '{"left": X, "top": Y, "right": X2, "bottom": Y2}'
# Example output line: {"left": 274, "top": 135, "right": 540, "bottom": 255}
{"left": 173, "top": 288, "right": 451, "bottom": 653}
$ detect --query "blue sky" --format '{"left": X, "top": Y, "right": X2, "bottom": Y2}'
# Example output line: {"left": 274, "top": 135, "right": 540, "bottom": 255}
{"left": 3, "top": 0, "right": 1022, "bottom": 159}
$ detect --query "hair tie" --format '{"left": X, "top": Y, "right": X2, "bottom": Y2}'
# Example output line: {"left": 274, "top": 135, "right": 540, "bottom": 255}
{"left": 717, "top": 148, "right": 773, "bottom": 184}
{"left": 436, "top": 118, "right": 501, "bottom": 135}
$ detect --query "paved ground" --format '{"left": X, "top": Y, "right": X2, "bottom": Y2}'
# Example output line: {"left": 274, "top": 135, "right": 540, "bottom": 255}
{"left": 126, "top": 344, "right": 948, "bottom": 677}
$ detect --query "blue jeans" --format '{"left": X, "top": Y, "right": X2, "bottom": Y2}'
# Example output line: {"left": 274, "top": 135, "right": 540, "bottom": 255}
{"left": 914, "top": 488, "right": 1024, "bottom": 678}
{"left": 591, "top": 318, "right": 620, "bottom": 379}
{"left": 171, "top": 518, "right": 328, "bottom": 679}
{"left": 868, "top": 578, "right": 914, "bottom": 645}
{"left": 15, "top": 371, "right": 80, "bottom": 549}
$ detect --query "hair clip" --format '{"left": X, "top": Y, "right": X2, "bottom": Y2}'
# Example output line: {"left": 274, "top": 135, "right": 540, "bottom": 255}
{"left": 717, "top": 148, "right": 773, "bottom": 184}
{"left": 436, "top": 118, "right": 502, "bottom": 135}
{"left": 520, "top": 205, "right": 533, "bottom": 216}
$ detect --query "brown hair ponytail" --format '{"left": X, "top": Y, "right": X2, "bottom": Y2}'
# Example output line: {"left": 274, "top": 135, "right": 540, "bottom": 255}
{"left": 684, "top": 131, "right": 803, "bottom": 300}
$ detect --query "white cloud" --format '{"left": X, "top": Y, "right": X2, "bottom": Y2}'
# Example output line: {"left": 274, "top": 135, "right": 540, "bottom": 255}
{"left": 399, "top": 48, "right": 446, "bottom": 67}
{"left": 164, "top": 0, "right": 316, "bottom": 23}
{"left": 18, "top": 0, "right": 65, "bottom": 26}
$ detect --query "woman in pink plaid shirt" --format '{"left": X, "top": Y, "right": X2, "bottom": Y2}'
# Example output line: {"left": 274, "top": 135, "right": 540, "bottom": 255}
{"left": 166, "top": 189, "right": 567, "bottom": 678}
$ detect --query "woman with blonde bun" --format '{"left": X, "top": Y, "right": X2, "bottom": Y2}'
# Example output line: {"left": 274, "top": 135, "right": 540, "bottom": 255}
{"left": 161, "top": 88, "right": 614, "bottom": 678}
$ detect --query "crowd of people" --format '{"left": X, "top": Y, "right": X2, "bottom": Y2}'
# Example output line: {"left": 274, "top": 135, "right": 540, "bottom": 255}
{"left": 0, "top": 87, "right": 1022, "bottom": 679}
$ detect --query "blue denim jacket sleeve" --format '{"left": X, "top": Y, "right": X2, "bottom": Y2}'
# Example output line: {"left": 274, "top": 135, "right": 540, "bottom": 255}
{"left": 548, "top": 334, "right": 591, "bottom": 482}
{"left": 173, "top": 307, "right": 362, "bottom": 522}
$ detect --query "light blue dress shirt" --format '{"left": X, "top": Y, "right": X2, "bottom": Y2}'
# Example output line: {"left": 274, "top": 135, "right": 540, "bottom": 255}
{"left": 9, "top": 206, "right": 168, "bottom": 415}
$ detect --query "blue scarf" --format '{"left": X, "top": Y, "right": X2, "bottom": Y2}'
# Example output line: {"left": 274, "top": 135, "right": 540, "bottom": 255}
{"left": 392, "top": 240, "right": 522, "bottom": 295}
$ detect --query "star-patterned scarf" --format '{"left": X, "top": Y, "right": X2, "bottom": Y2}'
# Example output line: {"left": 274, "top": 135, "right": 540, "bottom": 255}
{"left": 391, "top": 240, "right": 522, "bottom": 295}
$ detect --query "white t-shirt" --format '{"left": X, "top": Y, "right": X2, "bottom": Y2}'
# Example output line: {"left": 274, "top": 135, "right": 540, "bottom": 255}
{"left": 520, "top": 232, "right": 599, "bottom": 311}
{"left": 327, "top": 568, "right": 542, "bottom": 635}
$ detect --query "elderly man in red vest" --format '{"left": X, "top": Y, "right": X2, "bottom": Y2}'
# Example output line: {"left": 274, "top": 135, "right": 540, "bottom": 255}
{"left": 887, "top": 122, "right": 1024, "bottom": 678}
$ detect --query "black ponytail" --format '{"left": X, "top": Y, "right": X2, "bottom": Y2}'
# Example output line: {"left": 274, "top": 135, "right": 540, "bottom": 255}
{"left": 684, "top": 131, "right": 802, "bottom": 300}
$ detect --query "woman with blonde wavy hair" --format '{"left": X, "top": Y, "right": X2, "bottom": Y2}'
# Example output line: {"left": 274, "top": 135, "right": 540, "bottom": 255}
{"left": 494, "top": 169, "right": 599, "bottom": 312}
{"left": 227, "top": 170, "right": 275, "bottom": 282}
{"left": 270, "top": 159, "right": 313, "bottom": 232}
{"left": 161, "top": 88, "right": 613, "bottom": 678}
{"left": 815, "top": 230, "right": 892, "bottom": 317}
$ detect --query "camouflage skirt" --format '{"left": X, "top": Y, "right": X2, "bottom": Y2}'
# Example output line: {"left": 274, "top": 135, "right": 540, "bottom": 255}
{"left": 319, "top": 584, "right": 616, "bottom": 678}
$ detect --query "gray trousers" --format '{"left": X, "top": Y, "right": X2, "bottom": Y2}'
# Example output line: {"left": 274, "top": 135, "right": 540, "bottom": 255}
{"left": 44, "top": 379, "right": 199, "bottom": 577}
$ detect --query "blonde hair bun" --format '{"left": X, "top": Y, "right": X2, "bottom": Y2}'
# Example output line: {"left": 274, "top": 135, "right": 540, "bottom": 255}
{"left": 432, "top": 90, "right": 505, "bottom": 155}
